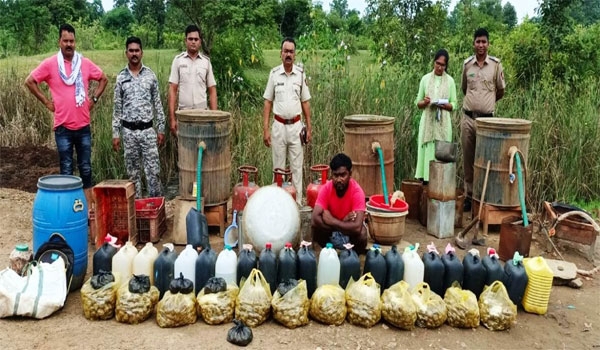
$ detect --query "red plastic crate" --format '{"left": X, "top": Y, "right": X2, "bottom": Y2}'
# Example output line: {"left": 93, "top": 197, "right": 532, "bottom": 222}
{"left": 135, "top": 197, "right": 166, "bottom": 243}
{"left": 93, "top": 180, "right": 137, "bottom": 246}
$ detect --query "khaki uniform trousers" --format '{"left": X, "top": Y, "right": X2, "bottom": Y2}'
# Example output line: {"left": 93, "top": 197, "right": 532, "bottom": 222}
{"left": 460, "top": 114, "right": 477, "bottom": 198}
{"left": 271, "top": 120, "right": 303, "bottom": 205}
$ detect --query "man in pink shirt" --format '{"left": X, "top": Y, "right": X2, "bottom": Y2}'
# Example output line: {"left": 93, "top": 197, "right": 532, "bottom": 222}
{"left": 312, "top": 153, "right": 368, "bottom": 254}
{"left": 25, "top": 23, "right": 108, "bottom": 206}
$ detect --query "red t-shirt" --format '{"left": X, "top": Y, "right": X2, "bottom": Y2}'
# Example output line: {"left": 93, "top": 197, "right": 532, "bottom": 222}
{"left": 315, "top": 178, "right": 366, "bottom": 220}
{"left": 31, "top": 54, "right": 104, "bottom": 130}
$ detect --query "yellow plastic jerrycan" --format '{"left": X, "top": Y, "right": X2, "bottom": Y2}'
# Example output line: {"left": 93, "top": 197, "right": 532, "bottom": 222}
{"left": 522, "top": 256, "right": 553, "bottom": 315}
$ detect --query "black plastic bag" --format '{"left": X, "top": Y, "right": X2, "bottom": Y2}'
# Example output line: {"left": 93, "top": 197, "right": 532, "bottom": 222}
{"left": 330, "top": 231, "right": 350, "bottom": 250}
{"left": 128, "top": 274, "right": 151, "bottom": 294}
{"left": 204, "top": 276, "right": 227, "bottom": 294}
{"left": 90, "top": 270, "right": 115, "bottom": 290}
{"left": 227, "top": 319, "right": 253, "bottom": 346}
{"left": 169, "top": 272, "right": 194, "bottom": 294}
{"left": 277, "top": 279, "right": 298, "bottom": 297}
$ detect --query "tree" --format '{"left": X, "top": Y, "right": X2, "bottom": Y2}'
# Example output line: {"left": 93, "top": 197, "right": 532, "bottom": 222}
{"left": 570, "top": 0, "right": 600, "bottom": 25}
{"left": 279, "top": 0, "right": 312, "bottom": 38}
{"left": 132, "top": 0, "right": 166, "bottom": 47}
{"left": 502, "top": 2, "right": 517, "bottom": 29}
{"left": 102, "top": 6, "right": 134, "bottom": 35}
{"left": 331, "top": 0, "right": 348, "bottom": 18}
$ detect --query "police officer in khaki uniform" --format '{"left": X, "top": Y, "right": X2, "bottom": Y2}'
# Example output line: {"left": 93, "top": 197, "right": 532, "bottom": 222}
{"left": 263, "top": 37, "right": 312, "bottom": 206}
{"left": 168, "top": 24, "right": 217, "bottom": 135}
{"left": 461, "top": 28, "right": 505, "bottom": 245}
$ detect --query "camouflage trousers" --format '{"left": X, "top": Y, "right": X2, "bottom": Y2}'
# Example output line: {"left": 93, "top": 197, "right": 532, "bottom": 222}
{"left": 122, "top": 127, "right": 162, "bottom": 198}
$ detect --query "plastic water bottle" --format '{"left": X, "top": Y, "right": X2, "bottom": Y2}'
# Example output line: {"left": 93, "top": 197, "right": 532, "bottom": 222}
{"left": 195, "top": 246, "right": 217, "bottom": 294}
{"left": 339, "top": 243, "right": 361, "bottom": 289}
{"left": 258, "top": 243, "right": 277, "bottom": 294}
{"left": 402, "top": 243, "right": 424, "bottom": 290}
{"left": 317, "top": 243, "right": 340, "bottom": 287}
{"left": 112, "top": 241, "right": 138, "bottom": 285}
{"left": 215, "top": 245, "right": 237, "bottom": 286}
{"left": 132, "top": 242, "right": 158, "bottom": 285}
{"left": 384, "top": 245, "right": 404, "bottom": 289}
{"left": 423, "top": 243, "right": 445, "bottom": 296}
{"left": 154, "top": 243, "right": 177, "bottom": 299}
{"left": 175, "top": 244, "right": 198, "bottom": 290}
{"left": 237, "top": 244, "right": 257, "bottom": 286}
{"left": 364, "top": 244, "right": 386, "bottom": 290}
{"left": 277, "top": 242, "right": 297, "bottom": 284}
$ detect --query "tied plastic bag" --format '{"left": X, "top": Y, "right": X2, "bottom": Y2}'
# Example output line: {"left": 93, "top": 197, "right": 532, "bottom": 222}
{"left": 271, "top": 279, "right": 309, "bottom": 329}
{"left": 169, "top": 272, "right": 194, "bottom": 294}
{"left": 479, "top": 280, "right": 517, "bottom": 331}
{"left": 345, "top": 273, "right": 382, "bottom": 328}
{"left": 156, "top": 290, "right": 197, "bottom": 328}
{"left": 411, "top": 282, "right": 447, "bottom": 328}
{"left": 235, "top": 268, "right": 272, "bottom": 327}
{"left": 309, "top": 284, "right": 346, "bottom": 326}
{"left": 128, "top": 274, "right": 151, "bottom": 294}
{"left": 444, "top": 282, "right": 480, "bottom": 328}
{"left": 381, "top": 280, "right": 417, "bottom": 330}
{"left": 204, "top": 276, "right": 227, "bottom": 294}
{"left": 81, "top": 271, "right": 120, "bottom": 320}
{"left": 227, "top": 319, "right": 253, "bottom": 346}
{"left": 115, "top": 277, "right": 160, "bottom": 324}
{"left": 197, "top": 284, "right": 239, "bottom": 325}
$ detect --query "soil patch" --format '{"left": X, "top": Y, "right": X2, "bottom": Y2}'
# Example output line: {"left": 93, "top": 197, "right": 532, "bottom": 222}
{"left": 0, "top": 145, "right": 59, "bottom": 192}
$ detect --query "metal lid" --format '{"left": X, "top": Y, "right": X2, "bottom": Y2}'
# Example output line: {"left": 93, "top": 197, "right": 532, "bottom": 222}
{"left": 176, "top": 109, "right": 231, "bottom": 123}
{"left": 343, "top": 114, "right": 395, "bottom": 125}
{"left": 37, "top": 175, "right": 83, "bottom": 190}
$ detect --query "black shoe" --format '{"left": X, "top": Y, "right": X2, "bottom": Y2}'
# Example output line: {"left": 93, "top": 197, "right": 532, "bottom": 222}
{"left": 464, "top": 197, "right": 472, "bottom": 212}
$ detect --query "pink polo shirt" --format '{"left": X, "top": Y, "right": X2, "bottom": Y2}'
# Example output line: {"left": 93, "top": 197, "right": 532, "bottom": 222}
{"left": 315, "top": 178, "right": 366, "bottom": 220}
{"left": 31, "top": 54, "right": 104, "bottom": 130}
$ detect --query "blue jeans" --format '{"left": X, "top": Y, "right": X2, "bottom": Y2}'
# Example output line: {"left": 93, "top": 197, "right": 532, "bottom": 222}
{"left": 54, "top": 125, "right": 93, "bottom": 188}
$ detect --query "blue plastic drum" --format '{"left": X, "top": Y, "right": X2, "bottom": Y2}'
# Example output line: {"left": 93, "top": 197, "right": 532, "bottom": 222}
{"left": 33, "top": 175, "right": 88, "bottom": 291}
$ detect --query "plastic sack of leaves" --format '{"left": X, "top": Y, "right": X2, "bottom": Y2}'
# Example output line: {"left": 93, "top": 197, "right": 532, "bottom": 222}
{"left": 227, "top": 319, "right": 253, "bottom": 346}
{"left": 478, "top": 280, "right": 517, "bottom": 331}
{"left": 81, "top": 271, "right": 120, "bottom": 320}
{"left": 128, "top": 274, "right": 151, "bottom": 294}
{"left": 156, "top": 290, "right": 197, "bottom": 328}
{"left": 381, "top": 280, "right": 417, "bottom": 330}
{"left": 345, "top": 272, "right": 382, "bottom": 328}
{"left": 235, "top": 268, "right": 272, "bottom": 327}
{"left": 197, "top": 284, "right": 239, "bottom": 325}
{"left": 444, "top": 282, "right": 480, "bottom": 328}
{"left": 411, "top": 282, "right": 447, "bottom": 328}
{"left": 204, "top": 276, "right": 227, "bottom": 294}
{"left": 271, "top": 279, "right": 309, "bottom": 329}
{"left": 309, "top": 284, "right": 346, "bottom": 326}
{"left": 115, "top": 278, "right": 160, "bottom": 324}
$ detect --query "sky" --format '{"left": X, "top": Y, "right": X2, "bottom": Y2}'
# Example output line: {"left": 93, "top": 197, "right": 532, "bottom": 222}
{"left": 101, "top": 0, "right": 539, "bottom": 23}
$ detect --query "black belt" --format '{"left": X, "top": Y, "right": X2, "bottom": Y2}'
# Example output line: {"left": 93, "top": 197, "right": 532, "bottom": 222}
{"left": 122, "top": 120, "right": 153, "bottom": 130}
{"left": 464, "top": 110, "right": 493, "bottom": 119}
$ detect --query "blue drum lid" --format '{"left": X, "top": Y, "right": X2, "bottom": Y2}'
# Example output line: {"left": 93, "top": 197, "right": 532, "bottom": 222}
{"left": 37, "top": 175, "right": 83, "bottom": 190}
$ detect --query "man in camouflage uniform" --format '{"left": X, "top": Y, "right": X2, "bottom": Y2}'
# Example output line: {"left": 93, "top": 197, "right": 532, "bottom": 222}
{"left": 168, "top": 24, "right": 217, "bottom": 135}
{"left": 263, "top": 37, "right": 312, "bottom": 206}
{"left": 112, "top": 36, "right": 166, "bottom": 198}
{"left": 460, "top": 28, "right": 505, "bottom": 246}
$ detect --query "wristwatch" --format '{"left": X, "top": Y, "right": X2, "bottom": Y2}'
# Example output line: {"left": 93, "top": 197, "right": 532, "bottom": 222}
{"left": 92, "top": 96, "right": 98, "bottom": 103}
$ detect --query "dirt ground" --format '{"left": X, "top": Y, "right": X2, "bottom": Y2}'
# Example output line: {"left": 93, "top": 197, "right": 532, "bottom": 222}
{"left": 0, "top": 146, "right": 599, "bottom": 349}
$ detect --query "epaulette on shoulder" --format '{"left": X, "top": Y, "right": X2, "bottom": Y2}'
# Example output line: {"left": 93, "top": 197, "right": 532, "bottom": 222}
{"left": 175, "top": 52, "right": 186, "bottom": 58}
{"left": 463, "top": 56, "right": 475, "bottom": 65}
{"left": 271, "top": 66, "right": 282, "bottom": 73}
{"left": 489, "top": 56, "right": 500, "bottom": 63}
{"left": 200, "top": 53, "right": 210, "bottom": 60}
{"left": 294, "top": 64, "right": 304, "bottom": 73}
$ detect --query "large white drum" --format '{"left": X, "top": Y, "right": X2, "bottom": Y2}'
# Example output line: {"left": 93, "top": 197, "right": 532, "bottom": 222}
{"left": 243, "top": 186, "right": 300, "bottom": 254}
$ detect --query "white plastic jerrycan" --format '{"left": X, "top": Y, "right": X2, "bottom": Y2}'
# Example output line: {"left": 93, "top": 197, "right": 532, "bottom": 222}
{"left": 175, "top": 244, "right": 198, "bottom": 290}
{"left": 215, "top": 245, "right": 238, "bottom": 286}
{"left": 112, "top": 241, "right": 138, "bottom": 285}
{"left": 132, "top": 242, "right": 159, "bottom": 285}
{"left": 402, "top": 243, "right": 424, "bottom": 290}
{"left": 317, "top": 243, "right": 340, "bottom": 287}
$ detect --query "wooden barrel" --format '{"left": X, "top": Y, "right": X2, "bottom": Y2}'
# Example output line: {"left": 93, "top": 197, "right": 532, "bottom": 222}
{"left": 343, "top": 115, "right": 395, "bottom": 197}
{"left": 474, "top": 118, "right": 532, "bottom": 207}
{"left": 176, "top": 109, "right": 231, "bottom": 205}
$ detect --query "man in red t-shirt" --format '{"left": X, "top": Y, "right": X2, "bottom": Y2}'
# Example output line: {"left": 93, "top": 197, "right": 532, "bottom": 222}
{"left": 312, "top": 153, "right": 368, "bottom": 253}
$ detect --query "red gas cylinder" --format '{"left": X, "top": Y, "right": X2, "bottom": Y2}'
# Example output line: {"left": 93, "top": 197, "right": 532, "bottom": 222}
{"left": 273, "top": 168, "right": 296, "bottom": 201}
{"left": 306, "top": 164, "right": 330, "bottom": 208}
{"left": 232, "top": 165, "right": 259, "bottom": 212}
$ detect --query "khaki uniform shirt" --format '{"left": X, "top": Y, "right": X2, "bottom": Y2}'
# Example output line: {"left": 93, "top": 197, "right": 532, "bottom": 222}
{"left": 461, "top": 55, "right": 505, "bottom": 114}
{"left": 168, "top": 51, "right": 216, "bottom": 110}
{"left": 263, "top": 64, "right": 311, "bottom": 119}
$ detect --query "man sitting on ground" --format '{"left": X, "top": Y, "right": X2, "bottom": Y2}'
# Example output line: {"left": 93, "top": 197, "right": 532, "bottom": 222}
{"left": 311, "top": 153, "right": 368, "bottom": 254}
